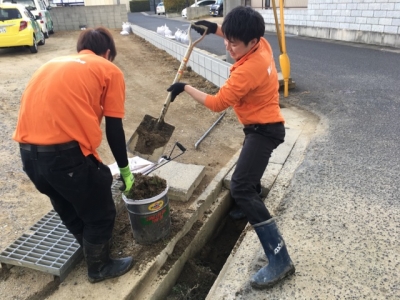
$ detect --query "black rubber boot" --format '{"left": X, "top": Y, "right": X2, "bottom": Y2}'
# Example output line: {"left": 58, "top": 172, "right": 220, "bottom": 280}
{"left": 229, "top": 185, "right": 263, "bottom": 220}
{"left": 83, "top": 239, "right": 134, "bottom": 283}
{"left": 250, "top": 218, "right": 295, "bottom": 289}
{"left": 73, "top": 234, "right": 83, "bottom": 247}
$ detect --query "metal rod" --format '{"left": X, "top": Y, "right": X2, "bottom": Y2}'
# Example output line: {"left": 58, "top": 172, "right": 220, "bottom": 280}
{"left": 143, "top": 142, "right": 186, "bottom": 175}
{"left": 195, "top": 111, "right": 226, "bottom": 150}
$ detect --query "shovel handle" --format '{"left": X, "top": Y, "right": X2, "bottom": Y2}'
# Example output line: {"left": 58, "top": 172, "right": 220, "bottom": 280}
{"left": 157, "top": 24, "right": 208, "bottom": 125}
{"left": 143, "top": 142, "right": 187, "bottom": 175}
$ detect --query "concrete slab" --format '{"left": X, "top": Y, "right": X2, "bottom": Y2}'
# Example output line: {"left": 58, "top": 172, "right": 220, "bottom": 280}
{"left": 150, "top": 160, "right": 206, "bottom": 202}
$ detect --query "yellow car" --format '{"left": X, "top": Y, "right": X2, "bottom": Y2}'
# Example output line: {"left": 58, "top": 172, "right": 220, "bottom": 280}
{"left": 0, "top": 3, "right": 45, "bottom": 53}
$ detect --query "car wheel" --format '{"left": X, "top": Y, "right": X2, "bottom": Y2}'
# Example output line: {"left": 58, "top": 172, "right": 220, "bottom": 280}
{"left": 49, "top": 22, "right": 54, "bottom": 34}
{"left": 38, "top": 32, "right": 45, "bottom": 46}
{"left": 44, "top": 28, "right": 49, "bottom": 38}
{"left": 29, "top": 36, "right": 38, "bottom": 53}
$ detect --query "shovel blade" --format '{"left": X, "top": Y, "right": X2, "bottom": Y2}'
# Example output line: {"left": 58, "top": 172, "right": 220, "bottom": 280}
{"left": 126, "top": 114, "right": 175, "bottom": 162}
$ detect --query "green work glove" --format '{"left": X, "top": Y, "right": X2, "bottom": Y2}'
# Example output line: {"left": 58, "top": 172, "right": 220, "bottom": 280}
{"left": 119, "top": 165, "right": 134, "bottom": 192}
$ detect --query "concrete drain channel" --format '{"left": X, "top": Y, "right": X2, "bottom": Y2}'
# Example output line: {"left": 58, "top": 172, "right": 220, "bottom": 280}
{"left": 166, "top": 209, "right": 247, "bottom": 299}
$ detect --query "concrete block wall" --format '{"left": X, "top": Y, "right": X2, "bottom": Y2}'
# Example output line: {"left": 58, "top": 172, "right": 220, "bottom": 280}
{"left": 187, "top": 7, "right": 210, "bottom": 20}
{"left": 130, "top": 25, "right": 231, "bottom": 88}
{"left": 50, "top": 5, "right": 128, "bottom": 31}
{"left": 260, "top": 0, "right": 400, "bottom": 48}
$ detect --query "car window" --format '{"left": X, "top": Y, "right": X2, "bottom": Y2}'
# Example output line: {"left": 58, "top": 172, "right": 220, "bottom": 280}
{"left": 3, "top": 0, "right": 37, "bottom": 11}
{"left": 38, "top": 0, "right": 46, "bottom": 10}
{"left": 198, "top": 1, "right": 215, "bottom": 6}
{"left": 24, "top": 8, "right": 35, "bottom": 20}
{"left": 0, "top": 8, "right": 22, "bottom": 20}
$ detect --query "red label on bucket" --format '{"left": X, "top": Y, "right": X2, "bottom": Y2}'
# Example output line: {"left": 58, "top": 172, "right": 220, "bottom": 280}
{"left": 140, "top": 206, "right": 170, "bottom": 226}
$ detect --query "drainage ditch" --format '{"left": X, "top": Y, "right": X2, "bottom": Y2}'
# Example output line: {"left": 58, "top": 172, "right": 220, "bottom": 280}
{"left": 165, "top": 213, "right": 248, "bottom": 300}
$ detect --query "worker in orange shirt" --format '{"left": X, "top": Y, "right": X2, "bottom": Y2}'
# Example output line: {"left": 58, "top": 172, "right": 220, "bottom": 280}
{"left": 13, "top": 27, "right": 134, "bottom": 283}
{"left": 167, "top": 7, "right": 295, "bottom": 289}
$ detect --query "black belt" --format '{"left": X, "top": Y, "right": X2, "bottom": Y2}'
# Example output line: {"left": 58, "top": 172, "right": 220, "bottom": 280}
{"left": 244, "top": 122, "right": 282, "bottom": 128}
{"left": 19, "top": 141, "right": 79, "bottom": 152}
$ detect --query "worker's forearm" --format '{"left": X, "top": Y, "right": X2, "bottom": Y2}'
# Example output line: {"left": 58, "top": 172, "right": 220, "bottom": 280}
{"left": 184, "top": 85, "right": 208, "bottom": 106}
{"left": 215, "top": 24, "right": 224, "bottom": 38}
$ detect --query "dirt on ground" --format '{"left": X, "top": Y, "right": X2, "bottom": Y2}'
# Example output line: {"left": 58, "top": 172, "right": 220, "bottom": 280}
{"left": 0, "top": 28, "right": 244, "bottom": 299}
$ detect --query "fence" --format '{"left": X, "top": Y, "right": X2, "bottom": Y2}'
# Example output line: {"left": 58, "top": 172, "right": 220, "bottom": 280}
{"left": 50, "top": 4, "right": 127, "bottom": 31}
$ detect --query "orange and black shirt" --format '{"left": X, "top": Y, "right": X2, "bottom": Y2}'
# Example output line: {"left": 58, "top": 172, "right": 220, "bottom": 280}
{"left": 204, "top": 37, "right": 284, "bottom": 125}
{"left": 13, "top": 50, "right": 125, "bottom": 161}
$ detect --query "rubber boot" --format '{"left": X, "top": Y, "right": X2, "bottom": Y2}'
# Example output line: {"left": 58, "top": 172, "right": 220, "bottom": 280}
{"left": 229, "top": 185, "right": 263, "bottom": 220}
{"left": 83, "top": 239, "right": 134, "bottom": 283}
{"left": 73, "top": 233, "right": 83, "bottom": 247}
{"left": 250, "top": 218, "right": 295, "bottom": 289}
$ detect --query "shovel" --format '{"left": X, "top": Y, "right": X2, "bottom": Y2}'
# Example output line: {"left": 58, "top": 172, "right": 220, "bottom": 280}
{"left": 126, "top": 23, "right": 208, "bottom": 162}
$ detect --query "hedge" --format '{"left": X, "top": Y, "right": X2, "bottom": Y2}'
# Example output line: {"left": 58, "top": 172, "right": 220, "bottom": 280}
{"left": 129, "top": 0, "right": 150, "bottom": 12}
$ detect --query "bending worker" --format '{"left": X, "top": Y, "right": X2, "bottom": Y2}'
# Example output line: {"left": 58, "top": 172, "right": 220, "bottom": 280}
{"left": 167, "top": 7, "right": 295, "bottom": 289}
{"left": 13, "top": 27, "right": 135, "bottom": 283}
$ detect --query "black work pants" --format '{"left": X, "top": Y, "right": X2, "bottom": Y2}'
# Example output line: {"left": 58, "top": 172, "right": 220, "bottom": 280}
{"left": 230, "top": 123, "right": 285, "bottom": 225}
{"left": 20, "top": 146, "right": 116, "bottom": 244}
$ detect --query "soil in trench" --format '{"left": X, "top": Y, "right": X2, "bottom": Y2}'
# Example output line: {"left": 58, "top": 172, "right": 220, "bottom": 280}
{"left": 166, "top": 215, "right": 248, "bottom": 300}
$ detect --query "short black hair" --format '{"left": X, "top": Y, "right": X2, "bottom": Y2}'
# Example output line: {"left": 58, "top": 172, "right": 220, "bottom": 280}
{"left": 76, "top": 27, "right": 117, "bottom": 61}
{"left": 221, "top": 6, "right": 265, "bottom": 45}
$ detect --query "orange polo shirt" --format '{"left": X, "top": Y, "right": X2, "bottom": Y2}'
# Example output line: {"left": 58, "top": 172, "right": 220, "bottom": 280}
{"left": 13, "top": 50, "right": 125, "bottom": 161}
{"left": 204, "top": 37, "right": 284, "bottom": 125}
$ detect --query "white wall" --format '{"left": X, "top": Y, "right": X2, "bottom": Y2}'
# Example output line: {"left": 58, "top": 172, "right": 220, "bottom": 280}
{"left": 84, "top": 0, "right": 129, "bottom": 11}
{"left": 260, "top": 0, "right": 400, "bottom": 48}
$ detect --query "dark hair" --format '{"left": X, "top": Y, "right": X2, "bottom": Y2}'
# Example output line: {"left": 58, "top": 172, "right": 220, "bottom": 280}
{"left": 76, "top": 27, "right": 117, "bottom": 61}
{"left": 221, "top": 6, "right": 265, "bottom": 45}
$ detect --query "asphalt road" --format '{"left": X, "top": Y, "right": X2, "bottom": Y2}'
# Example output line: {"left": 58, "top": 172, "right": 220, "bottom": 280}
{"left": 128, "top": 11, "right": 400, "bottom": 298}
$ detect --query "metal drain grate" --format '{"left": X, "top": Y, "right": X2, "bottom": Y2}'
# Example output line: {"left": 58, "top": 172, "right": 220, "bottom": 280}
{"left": 0, "top": 210, "right": 81, "bottom": 281}
{"left": 0, "top": 179, "right": 122, "bottom": 281}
